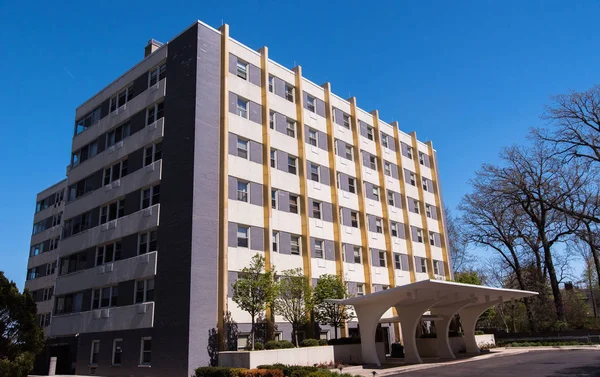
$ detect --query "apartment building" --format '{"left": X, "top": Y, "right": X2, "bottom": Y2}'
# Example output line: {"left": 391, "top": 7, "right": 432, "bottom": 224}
{"left": 24, "top": 20, "right": 450, "bottom": 377}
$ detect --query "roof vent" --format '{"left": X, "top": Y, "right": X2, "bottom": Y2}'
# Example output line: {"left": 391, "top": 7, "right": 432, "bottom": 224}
{"left": 145, "top": 39, "right": 163, "bottom": 57}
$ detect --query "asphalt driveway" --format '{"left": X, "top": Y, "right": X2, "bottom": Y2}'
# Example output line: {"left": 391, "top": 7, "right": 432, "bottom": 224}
{"left": 397, "top": 349, "right": 600, "bottom": 377}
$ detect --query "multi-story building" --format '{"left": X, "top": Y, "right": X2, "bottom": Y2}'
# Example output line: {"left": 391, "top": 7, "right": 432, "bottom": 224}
{"left": 25, "top": 19, "right": 451, "bottom": 377}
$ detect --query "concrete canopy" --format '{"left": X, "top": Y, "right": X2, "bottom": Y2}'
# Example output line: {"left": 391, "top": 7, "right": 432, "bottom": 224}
{"left": 327, "top": 279, "right": 537, "bottom": 365}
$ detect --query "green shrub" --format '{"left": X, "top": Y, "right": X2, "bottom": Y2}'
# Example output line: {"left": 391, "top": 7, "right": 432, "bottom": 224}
{"left": 318, "top": 339, "right": 328, "bottom": 346}
{"left": 242, "top": 369, "right": 284, "bottom": 377}
{"left": 474, "top": 330, "right": 484, "bottom": 335}
{"left": 300, "top": 339, "right": 320, "bottom": 347}
{"left": 306, "top": 372, "right": 331, "bottom": 377}
{"left": 254, "top": 342, "right": 264, "bottom": 350}
{"left": 264, "top": 340, "right": 295, "bottom": 349}
{"left": 258, "top": 365, "right": 319, "bottom": 377}
{"left": 500, "top": 340, "right": 590, "bottom": 347}
{"left": 195, "top": 367, "right": 247, "bottom": 377}
{"left": 327, "top": 337, "right": 361, "bottom": 345}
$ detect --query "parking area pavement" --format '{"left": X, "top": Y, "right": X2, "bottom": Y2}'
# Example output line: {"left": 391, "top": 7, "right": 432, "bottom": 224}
{"left": 389, "top": 349, "right": 600, "bottom": 377}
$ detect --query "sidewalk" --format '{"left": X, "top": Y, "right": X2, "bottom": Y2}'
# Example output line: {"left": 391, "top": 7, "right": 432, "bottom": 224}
{"left": 342, "top": 346, "right": 600, "bottom": 377}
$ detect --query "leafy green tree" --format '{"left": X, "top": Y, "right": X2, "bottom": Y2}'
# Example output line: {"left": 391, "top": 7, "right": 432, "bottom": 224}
{"left": 0, "top": 271, "right": 44, "bottom": 377}
{"left": 313, "top": 274, "right": 354, "bottom": 339}
{"left": 454, "top": 271, "right": 482, "bottom": 285}
{"left": 272, "top": 268, "right": 313, "bottom": 347}
{"left": 232, "top": 254, "right": 275, "bottom": 350}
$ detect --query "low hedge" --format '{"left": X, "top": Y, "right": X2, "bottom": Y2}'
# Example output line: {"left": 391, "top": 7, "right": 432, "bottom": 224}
{"left": 474, "top": 330, "right": 485, "bottom": 335}
{"left": 499, "top": 340, "right": 591, "bottom": 347}
{"left": 264, "top": 340, "right": 295, "bottom": 349}
{"left": 257, "top": 365, "right": 359, "bottom": 377}
{"left": 326, "top": 337, "right": 361, "bottom": 345}
{"left": 318, "top": 339, "right": 327, "bottom": 346}
{"left": 195, "top": 367, "right": 283, "bottom": 377}
{"left": 300, "top": 339, "right": 320, "bottom": 347}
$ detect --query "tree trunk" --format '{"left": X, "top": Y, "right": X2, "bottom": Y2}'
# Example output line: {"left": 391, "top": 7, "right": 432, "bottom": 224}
{"left": 588, "top": 269, "right": 598, "bottom": 318}
{"left": 334, "top": 324, "right": 339, "bottom": 339}
{"left": 293, "top": 328, "right": 299, "bottom": 347}
{"left": 513, "top": 259, "right": 536, "bottom": 331}
{"left": 543, "top": 243, "right": 564, "bottom": 321}
{"left": 584, "top": 223, "right": 600, "bottom": 290}
{"left": 251, "top": 316, "right": 255, "bottom": 351}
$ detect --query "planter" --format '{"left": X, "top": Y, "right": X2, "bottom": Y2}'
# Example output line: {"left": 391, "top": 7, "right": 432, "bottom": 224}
{"left": 219, "top": 346, "right": 334, "bottom": 369}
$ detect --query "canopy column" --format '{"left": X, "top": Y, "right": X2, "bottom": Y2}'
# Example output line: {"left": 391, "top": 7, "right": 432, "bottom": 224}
{"left": 430, "top": 299, "right": 473, "bottom": 359}
{"left": 394, "top": 299, "right": 440, "bottom": 364}
{"left": 458, "top": 299, "right": 502, "bottom": 354}
{"left": 354, "top": 303, "right": 393, "bottom": 366}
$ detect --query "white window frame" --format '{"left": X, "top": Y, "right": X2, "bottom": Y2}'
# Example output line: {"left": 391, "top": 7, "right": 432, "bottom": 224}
{"left": 237, "top": 181, "right": 249, "bottom": 202}
{"left": 291, "top": 235, "right": 301, "bottom": 255}
{"left": 271, "top": 189, "right": 277, "bottom": 209}
{"left": 312, "top": 201, "right": 322, "bottom": 219}
{"left": 375, "top": 218, "right": 383, "bottom": 233}
{"left": 289, "top": 195, "right": 299, "bottom": 214}
{"left": 148, "top": 62, "right": 166, "bottom": 87}
{"left": 391, "top": 222, "right": 398, "bottom": 237}
{"left": 345, "top": 145, "right": 353, "bottom": 161}
{"left": 307, "top": 95, "right": 316, "bottom": 112}
{"left": 103, "top": 159, "right": 128, "bottom": 186}
{"left": 381, "top": 134, "right": 389, "bottom": 148}
{"left": 372, "top": 186, "right": 380, "bottom": 201}
{"left": 237, "top": 225, "right": 249, "bottom": 248}
{"left": 286, "top": 119, "right": 296, "bottom": 138}
{"left": 357, "top": 283, "right": 365, "bottom": 296}
{"left": 348, "top": 177, "right": 356, "bottom": 194}
{"left": 141, "top": 185, "right": 160, "bottom": 210}
{"left": 90, "top": 340, "right": 100, "bottom": 365}
{"left": 420, "top": 258, "right": 427, "bottom": 273}
{"left": 342, "top": 114, "right": 350, "bottom": 129}
{"left": 387, "top": 191, "right": 395, "bottom": 206}
{"left": 237, "top": 97, "right": 249, "bottom": 118}
{"left": 394, "top": 254, "right": 402, "bottom": 269}
{"left": 237, "top": 138, "right": 249, "bottom": 159}
{"left": 353, "top": 246, "right": 362, "bottom": 264}
{"left": 426, "top": 204, "right": 432, "bottom": 218}
{"left": 268, "top": 75, "right": 274, "bottom": 93}
{"left": 379, "top": 251, "right": 386, "bottom": 267}
{"left": 236, "top": 59, "right": 248, "bottom": 80}
{"left": 270, "top": 148, "right": 277, "bottom": 168}
{"left": 272, "top": 231, "right": 279, "bottom": 253}
{"left": 144, "top": 142, "right": 162, "bottom": 166}
{"left": 134, "top": 278, "right": 155, "bottom": 304}
{"left": 109, "top": 84, "right": 133, "bottom": 113}
{"left": 96, "top": 242, "right": 121, "bottom": 266}
{"left": 412, "top": 199, "right": 420, "bottom": 214}
{"left": 112, "top": 338, "right": 123, "bottom": 366}
{"left": 409, "top": 172, "right": 416, "bottom": 186}
{"left": 308, "top": 128, "right": 317, "bottom": 146}
{"left": 288, "top": 156, "right": 297, "bottom": 175}
{"left": 315, "top": 239, "right": 324, "bottom": 259}
{"left": 284, "top": 84, "right": 294, "bottom": 102}
{"left": 434, "top": 260, "right": 440, "bottom": 275}
{"left": 146, "top": 101, "right": 163, "bottom": 126}
{"left": 350, "top": 211, "right": 359, "bottom": 228}
{"left": 139, "top": 337, "right": 152, "bottom": 366}
{"left": 100, "top": 198, "right": 125, "bottom": 224}
{"left": 310, "top": 163, "right": 320, "bottom": 182}
{"left": 92, "top": 285, "right": 118, "bottom": 309}
{"left": 384, "top": 162, "right": 392, "bottom": 176}
{"left": 366, "top": 126, "right": 374, "bottom": 141}
{"left": 416, "top": 229, "right": 424, "bottom": 243}
{"left": 369, "top": 155, "right": 377, "bottom": 170}
{"left": 407, "top": 146, "right": 413, "bottom": 160}
{"left": 429, "top": 231, "right": 436, "bottom": 246}
{"left": 422, "top": 177, "right": 429, "bottom": 191}
{"left": 419, "top": 152, "right": 425, "bottom": 165}
{"left": 138, "top": 230, "right": 158, "bottom": 255}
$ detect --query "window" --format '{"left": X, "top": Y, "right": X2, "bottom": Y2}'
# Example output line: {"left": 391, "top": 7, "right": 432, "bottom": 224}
{"left": 381, "top": 133, "right": 389, "bottom": 148}
{"left": 350, "top": 211, "right": 358, "bottom": 228}
{"left": 426, "top": 204, "right": 433, "bottom": 218}
{"left": 342, "top": 114, "right": 350, "bottom": 129}
{"left": 92, "top": 286, "right": 118, "bottom": 309}
{"left": 146, "top": 101, "right": 164, "bottom": 125}
{"left": 236, "top": 59, "right": 248, "bottom": 80}
{"left": 30, "top": 243, "right": 42, "bottom": 257}
{"left": 384, "top": 162, "right": 392, "bottom": 176}
{"left": 272, "top": 231, "right": 279, "bottom": 252}
{"left": 366, "top": 126, "right": 374, "bottom": 141}
{"left": 357, "top": 284, "right": 365, "bottom": 296}
{"left": 55, "top": 292, "right": 84, "bottom": 315}
{"left": 271, "top": 189, "right": 277, "bottom": 209}
{"left": 237, "top": 225, "right": 249, "bottom": 248}
{"left": 59, "top": 252, "right": 87, "bottom": 276}
{"left": 289, "top": 195, "right": 298, "bottom": 214}
{"left": 135, "top": 279, "right": 155, "bottom": 304}
{"left": 148, "top": 62, "right": 166, "bottom": 86}
{"left": 141, "top": 185, "right": 160, "bottom": 209}
{"left": 348, "top": 177, "right": 356, "bottom": 194}
{"left": 140, "top": 337, "right": 152, "bottom": 366}
{"left": 75, "top": 107, "right": 101, "bottom": 135}
{"left": 286, "top": 119, "right": 296, "bottom": 138}
{"left": 387, "top": 190, "right": 395, "bottom": 206}
{"left": 320, "top": 331, "right": 329, "bottom": 341}
{"left": 379, "top": 251, "right": 386, "bottom": 267}
{"left": 96, "top": 242, "right": 122, "bottom": 266}
{"left": 236, "top": 138, "right": 249, "bottom": 159}
{"left": 284, "top": 84, "right": 294, "bottom": 102}
{"left": 416, "top": 228, "right": 423, "bottom": 243}
{"left": 42, "top": 286, "right": 53, "bottom": 301}
{"left": 138, "top": 230, "right": 158, "bottom": 255}
{"left": 306, "top": 95, "right": 316, "bottom": 112}
{"left": 237, "top": 334, "right": 249, "bottom": 350}
{"left": 310, "top": 163, "right": 320, "bottom": 182}
{"left": 71, "top": 141, "right": 98, "bottom": 167}
{"left": 353, "top": 246, "right": 362, "bottom": 263}
{"left": 46, "top": 262, "right": 56, "bottom": 276}
{"left": 409, "top": 172, "right": 416, "bottom": 186}
{"left": 429, "top": 231, "right": 436, "bottom": 246}
{"left": 106, "top": 122, "right": 131, "bottom": 149}
{"left": 315, "top": 240, "right": 324, "bottom": 259}
{"left": 144, "top": 142, "right": 162, "bottom": 166}
{"left": 103, "top": 159, "right": 128, "bottom": 186}
{"left": 49, "top": 237, "right": 60, "bottom": 251}
{"left": 406, "top": 146, "right": 413, "bottom": 159}
{"left": 99, "top": 199, "right": 125, "bottom": 224}
{"left": 268, "top": 75, "right": 274, "bottom": 93}
{"left": 287, "top": 156, "right": 297, "bottom": 175}
{"left": 90, "top": 340, "right": 100, "bottom": 365}
{"left": 368, "top": 155, "right": 377, "bottom": 170}
{"left": 109, "top": 84, "right": 133, "bottom": 113}
{"left": 412, "top": 199, "right": 420, "bottom": 214}
{"left": 419, "top": 152, "right": 426, "bottom": 165}
{"left": 422, "top": 178, "right": 429, "bottom": 192}
{"left": 375, "top": 218, "right": 383, "bottom": 233}
{"left": 291, "top": 235, "right": 300, "bottom": 255}
{"left": 237, "top": 97, "right": 248, "bottom": 118}
{"left": 420, "top": 258, "right": 427, "bottom": 273}
{"left": 270, "top": 149, "right": 276, "bottom": 168}
{"left": 391, "top": 222, "right": 398, "bottom": 237}
{"left": 237, "top": 181, "right": 248, "bottom": 202}
{"left": 269, "top": 111, "right": 275, "bottom": 129}
{"left": 308, "top": 128, "right": 317, "bottom": 146}
{"left": 394, "top": 254, "right": 402, "bottom": 269}
{"left": 312, "top": 201, "right": 322, "bottom": 219}
{"left": 37, "top": 313, "right": 51, "bottom": 327}
{"left": 345, "top": 145, "right": 353, "bottom": 160}
{"left": 372, "top": 186, "right": 380, "bottom": 201}
{"left": 62, "top": 211, "right": 93, "bottom": 238}
{"left": 112, "top": 339, "right": 123, "bottom": 366}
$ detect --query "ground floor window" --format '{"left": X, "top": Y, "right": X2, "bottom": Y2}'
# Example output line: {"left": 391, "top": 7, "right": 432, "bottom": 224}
{"left": 140, "top": 337, "right": 152, "bottom": 366}
{"left": 90, "top": 340, "right": 100, "bottom": 365}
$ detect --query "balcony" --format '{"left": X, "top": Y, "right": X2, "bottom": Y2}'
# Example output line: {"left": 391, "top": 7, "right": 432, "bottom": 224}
{"left": 68, "top": 117, "right": 164, "bottom": 183}
{"left": 50, "top": 302, "right": 154, "bottom": 337}
{"left": 33, "top": 202, "right": 64, "bottom": 224}
{"left": 30, "top": 225, "right": 61, "bottom": 248}
{"left": 60, "top": 204, "right": 160, "bottom": 257}
{"left": 55, "top": 251, "right": 157, "bottom": 296}
{"left": 64, "top": 160, "right": 162, "bottom": 219}
{"left": 72, "top": 78, "right": 166, "bottom": 152}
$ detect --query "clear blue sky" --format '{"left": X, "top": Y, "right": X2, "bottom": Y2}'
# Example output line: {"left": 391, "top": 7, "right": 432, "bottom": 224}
{"left": 1, "top": 0, "right": 597, "bottom": 289}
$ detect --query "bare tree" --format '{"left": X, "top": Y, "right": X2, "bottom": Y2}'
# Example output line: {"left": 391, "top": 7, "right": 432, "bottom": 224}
{"left": 444, "top": 206, "right": 474, "bottom": 274}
